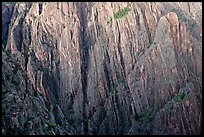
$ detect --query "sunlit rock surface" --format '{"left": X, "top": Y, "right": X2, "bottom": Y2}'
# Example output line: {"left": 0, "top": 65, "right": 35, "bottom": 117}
{"left": 2, "top": 2, "right": 202, "bottom": 135}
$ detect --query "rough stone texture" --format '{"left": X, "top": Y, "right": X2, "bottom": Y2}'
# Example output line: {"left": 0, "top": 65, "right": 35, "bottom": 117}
{"left": 2, "top": 2, "right": 202, "bottom": 135}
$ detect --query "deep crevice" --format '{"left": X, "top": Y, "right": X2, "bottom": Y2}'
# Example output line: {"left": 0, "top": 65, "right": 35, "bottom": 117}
{"left": 38, "top": 3, "right": 43, "bottom": 15}
{"left": 76, "top": 3, "right": 90, "bottom": 134}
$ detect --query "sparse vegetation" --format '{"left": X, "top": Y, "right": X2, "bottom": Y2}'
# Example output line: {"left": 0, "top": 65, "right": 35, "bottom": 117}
{"left": 11, "top": 79, "right": 20, "bottom": 86}
{"left": 24, "top": 120, "right": 30, "bottom": 128}
{"left": 68, "top": 119, "right": 75, "bottom": 126}
{"left": 113, "top": 6, "right": 131, "bottom": 20}
{"left": 47, "top": 123, "right": 57, "bottom": 129}
{"left": 12, "top": 67, "right": 18, "bottom": 74}
{"left": 107, "top": 18, "right": 113, "bottom": 25}
{"left": 119, "top": 79, "right": 126, "bottom": 86}
{"left": 188, "top": 20, "right": 197, "bottom": 32}
{"left": 170, "top": 8, "right": 198, "bottom": 32}
{"left": 171, "top": 9, "right": 188, "bottom": 23}
{"left": 34, "top": 91, "right": 38, "bottom": 97}
{"left": 5, "top": 74, "right": 11, "bottom": 80}
{"left": 107, "top": 4, "right": 132, "bottom": 24}
{"left": 181, "top": 15, "right": 187, "bottom": 22}
{"left": 142, "top": 108, "right": 155, "bottom": 123}
{"left": 173, "top": 92, "right": 185, "bottom": 102}
{"left": 134, "top": 108, "right": 155, "bottom": 123}
{"left": 41, "top": 121, "right": 57, "bottom": 133}
{"left": 40, "top": 120, "right": 47, "bottom": 132}
{"left": 134, "top": 112, "right": 143, "bottom": 121}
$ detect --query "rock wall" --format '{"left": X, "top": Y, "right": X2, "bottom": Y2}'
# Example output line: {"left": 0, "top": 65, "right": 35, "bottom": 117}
{"left": 2, "top": 2, "right": 202, "bottom": 135}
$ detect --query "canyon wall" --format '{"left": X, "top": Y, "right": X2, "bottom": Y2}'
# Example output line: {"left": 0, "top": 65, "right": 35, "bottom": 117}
{"left": 2, "top": 2, "right": 202, "bottom": 135}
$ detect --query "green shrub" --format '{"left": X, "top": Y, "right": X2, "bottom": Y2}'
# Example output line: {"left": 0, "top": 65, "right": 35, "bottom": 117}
{"left": 24, "top": 120, "right": 30, "bottom": 128}
{"left": 113, "top": 6, "right": 131, "bottom": 20}
{"left": 12, "top": 68, "right": 18, "bottom": 74}
{"left": 107, "top": 18, "right": 113, "bottom": 24}
{"left": 11, "top": 79, "right": 20, "bottom": 86}
{"left": 47, "top": 123, "right": 57, "bottom": 129}
{"left": 181, "top": 15, "right": 187, "bottom": 22}
{"left": 68, "top": 119, "right": 75, "bottom": 126}
{"left": 189, "top": 21, "right": 197, "bottom": 32}
{"left": 134, "top": 112, "right": 143, "bottom": 121}
{"left": 41, "top": 120, "right": 57, "bottom": 132}
{"left": 171, "top": 8, "right": 177, "bottom": 13}
{"left": 112, "top": 85, "right": 117, "bottom": 92}
{"left": 135, "top": 108, "right": 155, "bottom": 123}
{"left": 34, "top": 91, "right": 38, "bottom": 97}
{"left": 119, "top": 79, "right": 126, "bottom": 86}
{"left": 173, "top": 92, "right": 185, "bottom": 102}
{"left": 107, "top": 4, "right": 131, "bottom": 25}
{"left": 5, "top": 74, "right": 10, "bottom": 80}
{"left": 40, "top": 120, "right": 47, "bottom": 132}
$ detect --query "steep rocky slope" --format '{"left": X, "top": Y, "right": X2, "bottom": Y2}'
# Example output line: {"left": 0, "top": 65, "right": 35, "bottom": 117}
{"left": 2, "top": 2, "right": 202, "bottom": 135}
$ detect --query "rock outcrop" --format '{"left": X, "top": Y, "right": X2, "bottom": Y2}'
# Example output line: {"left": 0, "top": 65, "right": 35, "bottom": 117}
{"left": 2, "top": 2, "right": 202, "bottom": 135}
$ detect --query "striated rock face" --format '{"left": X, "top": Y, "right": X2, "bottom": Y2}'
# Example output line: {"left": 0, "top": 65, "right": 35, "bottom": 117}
{"left": 2, "top": 2, "right": 202, "bottom": 135}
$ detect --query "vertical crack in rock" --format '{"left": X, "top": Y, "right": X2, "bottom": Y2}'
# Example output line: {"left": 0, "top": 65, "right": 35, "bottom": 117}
{"left": 38, "top": 3, "right": 43, "bottom": 15}
{"left": 103, "top": 60, "right": 111, "bottom": 99}
{"left": 116, "top": 22, "right": 125, "bottom": 73}
{"left": 141, "top": 8, "right": 152, "bottom": 46}
{"left": 76, "top": 2, "right": 89, "bottom": 134}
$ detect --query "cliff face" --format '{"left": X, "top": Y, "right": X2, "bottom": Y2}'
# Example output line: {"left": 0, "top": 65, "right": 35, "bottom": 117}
{"left": 2, "top": 2, "right": 202, "bottom": 135}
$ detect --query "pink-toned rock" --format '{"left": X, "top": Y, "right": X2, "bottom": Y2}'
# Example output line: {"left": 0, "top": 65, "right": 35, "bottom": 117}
{"left": 2, "top": 2, "right": 202, "bottom": 135}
